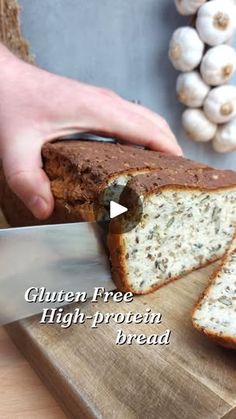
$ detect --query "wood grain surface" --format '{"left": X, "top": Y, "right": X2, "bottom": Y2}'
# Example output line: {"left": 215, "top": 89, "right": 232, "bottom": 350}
{"left": 0, "top": 328, "right": 66, "bottom": 419}
{"left": 1, "top": 212, "right": 236, "bottom": 419}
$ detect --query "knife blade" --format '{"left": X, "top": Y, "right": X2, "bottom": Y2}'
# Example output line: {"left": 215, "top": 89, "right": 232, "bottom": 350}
{"left": 0, "top": 222, "right": 114, "bottom": 325}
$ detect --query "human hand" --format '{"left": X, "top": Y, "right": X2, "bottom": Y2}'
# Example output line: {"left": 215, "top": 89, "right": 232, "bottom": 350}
{"left": 0, "top": 45, "right": 182, "bottom": 220}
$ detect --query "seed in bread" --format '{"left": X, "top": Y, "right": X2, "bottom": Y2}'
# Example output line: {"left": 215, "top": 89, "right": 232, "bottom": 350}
{"left": 108, "top": 169, "right": 236, "bottom": 294}
{"left": 192, "top": 244, "right": 236, "bottom": 350}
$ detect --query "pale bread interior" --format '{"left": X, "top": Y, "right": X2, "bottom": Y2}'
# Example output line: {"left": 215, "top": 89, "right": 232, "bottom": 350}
{"left": 121, "top": 188, "right": 236, "bottom": 293}
{"left": 193, "top": 246, "right": 236, "bottom": 340}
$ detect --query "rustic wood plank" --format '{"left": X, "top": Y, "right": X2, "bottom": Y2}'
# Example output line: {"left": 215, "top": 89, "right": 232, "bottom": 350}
{"left": 1, "top": 210, "right": 236, "bottom": 418}
{"left": 0, "top": 328, "right": 66, "bottom": 419}
{"left": 6, "top": 268, "right": 236, "bottom": 419}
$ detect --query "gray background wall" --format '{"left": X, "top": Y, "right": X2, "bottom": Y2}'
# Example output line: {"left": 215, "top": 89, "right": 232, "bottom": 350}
{"left": 20, "top": 0, "right": 236, "bottom": 169}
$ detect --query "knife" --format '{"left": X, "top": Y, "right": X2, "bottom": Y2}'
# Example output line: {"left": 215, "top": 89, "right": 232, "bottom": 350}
{"left": 0, "top": 222, "right": 114, "bottom": 325}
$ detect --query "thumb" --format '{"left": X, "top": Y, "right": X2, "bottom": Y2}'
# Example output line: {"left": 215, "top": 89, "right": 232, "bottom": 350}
{"left": 2, "top": 139, "right": 54, "bottom": 220}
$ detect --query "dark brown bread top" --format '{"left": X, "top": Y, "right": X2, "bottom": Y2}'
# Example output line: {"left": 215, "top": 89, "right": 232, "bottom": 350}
{"left": 42, "top": 141, "right": 208, "bottom": 203}
{"left": 43, "top": 141, "right": 207, "bottom": 175}
{"left": 1, "top": 140, "right": 236, "bottom": 227}
{"left": 126, "top": 167, "right": 236, "bottom": 196}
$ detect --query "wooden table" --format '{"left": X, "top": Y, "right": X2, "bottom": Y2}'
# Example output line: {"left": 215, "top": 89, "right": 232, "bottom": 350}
{"left": 0, "top": 212, "right": 66, "bottom": 418}
{"left": 0, "top": 328, "right": 66, "bottom": 418}
{"left": 1, "top": 210, "right": 236, "bottom": 419}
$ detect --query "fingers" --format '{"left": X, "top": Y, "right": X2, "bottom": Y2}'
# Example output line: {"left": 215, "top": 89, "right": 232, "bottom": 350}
{"left": 82, "top": 88, "right": 183, "bottom": 156}
{"left": 105, "top": 98, "right": 182, "bottom": 155}
{"left": 123, "top": 101, "right": 182, "bottom": 154}
{"left": 2, "top": 138, "right": 54, "bottom": 219}
{"left": 48, "top": 81, "right": 182, "bottom": 155}
{"left": 31, "top": 73, "right": 182, "bottom": 155}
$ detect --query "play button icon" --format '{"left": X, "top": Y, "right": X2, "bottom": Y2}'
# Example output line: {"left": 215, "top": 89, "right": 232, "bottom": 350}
{"left": 93, "top": 184, "right": 143, "bottom": 234}
{"left": 110, "top": 201, "right": 128, "bottom": 219}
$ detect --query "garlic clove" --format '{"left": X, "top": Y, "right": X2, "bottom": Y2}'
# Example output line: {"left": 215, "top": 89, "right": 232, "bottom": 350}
{"left": 200, "top": 45, "right": 236, "bottom": 86}
{"left": 203, "top": 85, "right": 236, "bottom": 123}
{"left": 175, "top": 0, "right": 207, "bottom": 16}
{"left": 182, "top": 108, "right": 217, "bottom": 142}
{"left": 196, "top": 0, "right": 236, "bottom": 46}
{"left": 176, "top": 71, "right": 210, "bottom": 107}
{"left": 213, "top": 118, "right": 236, "bottom": 152}
{"left": 169, "top": 27, "right": 204, "bottom": 71}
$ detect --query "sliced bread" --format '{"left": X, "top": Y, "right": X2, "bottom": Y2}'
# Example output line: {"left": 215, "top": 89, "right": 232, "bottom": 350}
{"left": 108, "top": 169, "right": 236, "bottom": 294}
{"left": 192, "top": 241, "right": 236, "bottom": 350}
{"left": 1, "top": 140, "right": 236, "bottom": 297}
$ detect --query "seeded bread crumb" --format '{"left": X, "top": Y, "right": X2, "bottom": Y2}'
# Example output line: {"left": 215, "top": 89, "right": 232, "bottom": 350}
{"left": 108, "top": 170, "right": 236, "bottom": 294}
{"left": 192, "top": 241, "right": 236, "bottom": 350}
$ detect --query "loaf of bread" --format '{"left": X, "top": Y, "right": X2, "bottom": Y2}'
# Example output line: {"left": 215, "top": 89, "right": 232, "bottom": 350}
{"left": 108, "top": 169, "right": 236, "bottom": 293}
{"left": 0, "top": 140, "right": 236, "bottom": 296}
{"left": 0, "top": 140, "right": 207, "bottom": 227}
{"left": 192, "top": 241, "right": 236, "bottom": 350}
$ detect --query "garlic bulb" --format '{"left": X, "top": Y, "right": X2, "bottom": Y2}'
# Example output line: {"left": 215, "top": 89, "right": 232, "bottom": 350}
{"left": 213, "top": 118, "right": 236, "bottom": 152}
{"left": 174, "top": 0, "right": 206, "bottom": 16}
{"left": 176, "top": 71, "right": 210, "bottom": 107}
{"left": 200, "top": 45, "right": 236, "bottom": 86}
{"left": 182, "top": 109, "right": 217, "bottom": 142}
{"left": 204, "top": 85, "right": 236, "bottom": 123}
{"left": 196, "top": 0, "right": 236, "bottom": 46}
{"left": 168, "top": 27, "right": 204, "bottom": 71}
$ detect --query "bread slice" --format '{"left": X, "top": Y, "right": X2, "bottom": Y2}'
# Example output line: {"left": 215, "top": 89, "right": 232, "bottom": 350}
{"left": 192, "top": 241, "right": 236, "bottom": 350}
{"left": 0, "top": 140, "right": 207, "bottom": 227}
{"left": 108, "top": 169, "right": 236, "bottom": 294}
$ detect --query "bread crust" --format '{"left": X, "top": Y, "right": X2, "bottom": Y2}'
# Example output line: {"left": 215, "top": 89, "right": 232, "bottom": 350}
{"left": 0, "top": 140, "right": 208, "bottom": 226}
{"left": 192, "top": 247, "right": 236, "bottom": 350}
{"left": 42, "top": 141, "right": 208, "bottom": 205}
{"left": 124, "top": 168, "right": 236, "bottom": 196}
{"left": 0, "top": 180, "right": 95, "bottom": 227}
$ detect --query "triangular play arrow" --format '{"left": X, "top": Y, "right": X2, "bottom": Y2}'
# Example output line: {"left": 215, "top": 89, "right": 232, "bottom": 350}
{"left": 110, "top": 201, "right": 128, "bottom": 219}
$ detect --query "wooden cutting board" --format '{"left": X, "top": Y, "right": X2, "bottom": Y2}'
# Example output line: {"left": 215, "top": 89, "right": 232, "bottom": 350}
{"left": 1, "top": 212, "right": 236, "bottom": 419}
